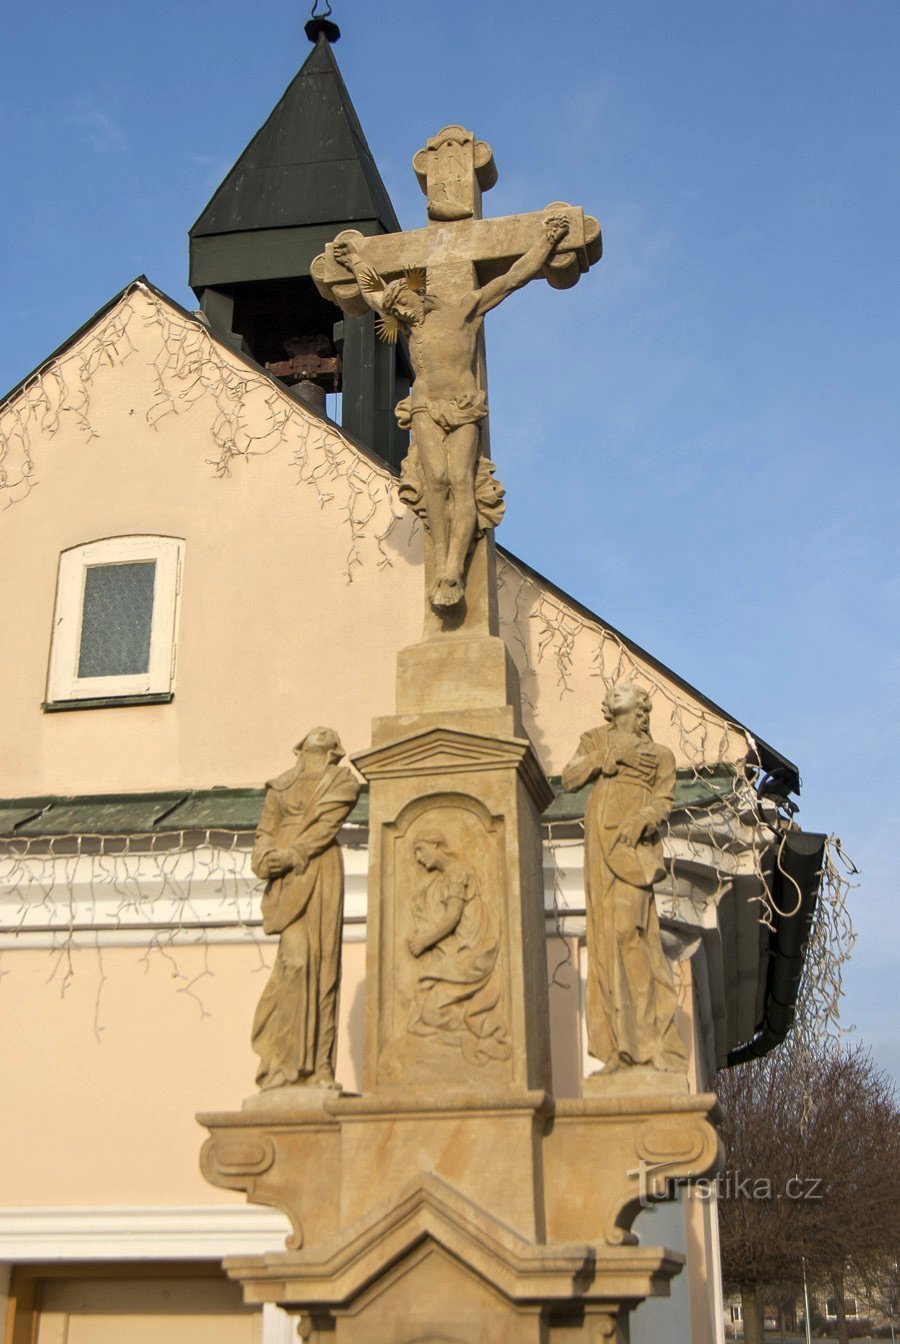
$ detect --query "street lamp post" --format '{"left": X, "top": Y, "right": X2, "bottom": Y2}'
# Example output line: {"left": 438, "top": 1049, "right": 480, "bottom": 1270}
{"left": 802, "top": 1258, "right": 813, "bottom": 1344}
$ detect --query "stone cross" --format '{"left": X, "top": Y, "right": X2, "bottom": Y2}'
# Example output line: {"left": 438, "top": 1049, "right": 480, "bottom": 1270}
{"left": 312, "top": 126, "right": 601, "bottom": 628}
{"left": 314, "top": 126, "right": 600, "bottom": 304}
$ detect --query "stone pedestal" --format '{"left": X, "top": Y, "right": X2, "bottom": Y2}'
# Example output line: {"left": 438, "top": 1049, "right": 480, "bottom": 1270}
{"left": 199, "top": 602, "right": 723, "bottom": 1340}
{"left": 199, "top": 1088, "right": 721, "bottom": 1343}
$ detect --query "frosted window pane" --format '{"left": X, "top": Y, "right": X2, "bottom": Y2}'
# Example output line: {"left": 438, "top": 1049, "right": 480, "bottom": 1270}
{"left": 78, "top": 561, "right": 156, "bottom": 677}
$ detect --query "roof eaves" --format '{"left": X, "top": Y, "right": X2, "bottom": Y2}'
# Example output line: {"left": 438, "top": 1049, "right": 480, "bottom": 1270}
{"left": 0, "top": 276, "right": 150, "bottom": 411}
{"left": 496, "top": 542, "right": 800, "bottom": 793}
{"left": 1, "top": 773, "right": 733, "bottom": 838}
{"left": 724, "top": 829, "right": 826, "bottom": 1066}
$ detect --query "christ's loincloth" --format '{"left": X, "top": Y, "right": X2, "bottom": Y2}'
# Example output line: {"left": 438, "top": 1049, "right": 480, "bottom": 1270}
{"left": 395, "top": 392, "right": 505, "bottom": 532}
{"left": 395, "top": 390, "right": 487, "bottom": 434}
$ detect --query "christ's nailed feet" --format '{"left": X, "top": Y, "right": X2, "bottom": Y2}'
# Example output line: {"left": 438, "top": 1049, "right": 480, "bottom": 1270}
{"left": 430, "top": 574, "right": 464, "bottom": 609}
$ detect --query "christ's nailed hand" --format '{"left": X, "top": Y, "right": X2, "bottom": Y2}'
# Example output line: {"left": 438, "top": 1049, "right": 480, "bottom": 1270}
{"left": 543, "top": 214, "right": 569, "bottom": 246}
{"left": 332, "top": 238, "right": 357, "bottom": 268}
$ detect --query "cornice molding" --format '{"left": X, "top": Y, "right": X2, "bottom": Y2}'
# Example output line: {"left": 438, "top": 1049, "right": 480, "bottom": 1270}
{"left": 354, "top": 726, "right": 554, "bottom": 812}
{"left": 0, "top": 1204, "right": 290, "bottom": 1261}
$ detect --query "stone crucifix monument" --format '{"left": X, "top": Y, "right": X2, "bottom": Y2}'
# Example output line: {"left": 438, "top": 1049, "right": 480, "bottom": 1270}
{"left": 199, "top": 127, "right": 721, "bottom": 1344}
{"left": 312, "top": 125, "right": 600, "bottom": 627}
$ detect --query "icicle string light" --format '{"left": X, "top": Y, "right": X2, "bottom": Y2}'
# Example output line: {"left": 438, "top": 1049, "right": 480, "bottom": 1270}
{"left": 0, "top": 284, "right": 855, "bottom": 1042}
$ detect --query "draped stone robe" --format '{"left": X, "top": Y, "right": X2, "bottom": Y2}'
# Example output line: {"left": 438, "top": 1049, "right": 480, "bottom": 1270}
{"left": 251, "top": 761, "right": 360, "bottom": 1088}
{"left": 408, "top": 861, "right": 509, "bottom": 1064}
{"left": 562, "top": 726, "right": 688, "bottom": 1072}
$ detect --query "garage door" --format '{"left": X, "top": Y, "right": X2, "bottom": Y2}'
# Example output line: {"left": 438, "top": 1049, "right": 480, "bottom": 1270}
{"left": 35, "top": 1274, "right": 262, "bottom": 1343}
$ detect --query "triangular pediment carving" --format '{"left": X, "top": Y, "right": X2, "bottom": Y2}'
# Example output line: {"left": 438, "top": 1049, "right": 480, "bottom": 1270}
{"left": 224, "top": 1172, "right": 680, "bottom": 1309}
{"left": 353, "top": 728, "right": 553, "bottom": 810}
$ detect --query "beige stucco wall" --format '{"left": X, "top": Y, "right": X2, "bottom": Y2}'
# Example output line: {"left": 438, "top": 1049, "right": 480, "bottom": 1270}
{"left": 0, "top": 940, "right": 361, "bottom": 1206}
{"left": 0, "top": 285, "right": 748, "bottom": 802}
{"left": 0, "top": 933, "right": 582, "bottom": 1208}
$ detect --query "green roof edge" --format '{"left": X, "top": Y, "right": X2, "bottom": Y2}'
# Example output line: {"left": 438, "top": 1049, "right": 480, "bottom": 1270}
{"left": 0, "top": 769, "right": 737, "bottom": 838}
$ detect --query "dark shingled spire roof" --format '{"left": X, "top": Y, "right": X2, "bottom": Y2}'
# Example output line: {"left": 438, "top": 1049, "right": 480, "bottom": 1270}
{"left": 190, "top": 35, "right": 399, "bottom": 239}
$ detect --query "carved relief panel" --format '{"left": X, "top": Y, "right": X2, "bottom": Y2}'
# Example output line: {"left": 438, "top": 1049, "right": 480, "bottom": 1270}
{"left": 376, "top": 794, "right": 511, "bottom": 1088}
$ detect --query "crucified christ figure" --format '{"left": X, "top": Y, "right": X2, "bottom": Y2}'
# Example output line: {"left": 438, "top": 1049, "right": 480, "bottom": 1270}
{"left": 332, "top": 214, "right": 568, "bottom": 610}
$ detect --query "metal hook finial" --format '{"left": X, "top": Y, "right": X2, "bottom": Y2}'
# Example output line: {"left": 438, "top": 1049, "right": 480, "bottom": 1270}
{"left": 305, "top": 0, "right": 340, "bottom": 43}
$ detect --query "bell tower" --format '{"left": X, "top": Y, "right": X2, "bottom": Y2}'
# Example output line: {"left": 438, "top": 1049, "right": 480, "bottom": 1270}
{"left": 188, "top": 15, "right": 409, "bottom": 469}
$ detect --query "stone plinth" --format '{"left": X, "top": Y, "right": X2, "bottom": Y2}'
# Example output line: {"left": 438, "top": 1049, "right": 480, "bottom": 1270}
{"left": 394, "top": 633, "right": 521, "bottom": 723}
{"left": 197, "top": 617, "right": 725, "bottom": 1339}
{"left": 199, "top": 1090, "right": 722, "bottom": 1343}
{"left": 198, "top": 615, "right": 723, "bottom": 1339}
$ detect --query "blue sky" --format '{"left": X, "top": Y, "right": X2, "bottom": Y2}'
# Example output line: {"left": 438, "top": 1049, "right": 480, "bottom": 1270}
{"left": 2, "top": 0, "right": 897, "bottom": 1079}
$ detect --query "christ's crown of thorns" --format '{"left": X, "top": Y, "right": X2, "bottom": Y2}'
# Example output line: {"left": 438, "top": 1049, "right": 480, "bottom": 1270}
{"left": 358, "top": 265, "right": 427, "bottom": 342}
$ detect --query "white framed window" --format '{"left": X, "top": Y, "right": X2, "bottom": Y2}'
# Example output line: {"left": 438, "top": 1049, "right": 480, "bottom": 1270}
{"left": 46, "top": 536, "right": 183, "bottom": 707}
{"left": 826, "top": 1298, "right": 859, "bottom": 1319}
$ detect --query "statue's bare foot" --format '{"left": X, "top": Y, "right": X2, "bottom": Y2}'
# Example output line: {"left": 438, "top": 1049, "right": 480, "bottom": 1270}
{"left": 430, "top": 574, "right": 463, "bottom": 609}
{"left": 311, "top": 1070, "right": 339, "bottom": 1089}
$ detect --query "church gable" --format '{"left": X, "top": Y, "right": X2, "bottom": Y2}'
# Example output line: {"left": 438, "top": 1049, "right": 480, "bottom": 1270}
{"left": 0, "top": 279, "right": 776, "bottom": 797}
{"left": 0, "top": 280, "right": 407, "bottom": 578}
{"left": 0, "top": 281, "right": 423, "bottom": 795}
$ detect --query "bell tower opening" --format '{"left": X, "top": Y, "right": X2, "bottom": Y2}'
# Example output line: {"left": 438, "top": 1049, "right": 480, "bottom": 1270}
{"left": 188, "top": 16, "right": 410, "bottom": 469}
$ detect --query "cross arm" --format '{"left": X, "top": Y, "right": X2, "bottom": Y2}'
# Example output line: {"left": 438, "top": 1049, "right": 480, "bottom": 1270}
{"left": 330, "top": 237, "right": 390, "bottom": 318}
{"left": 311, "top": 204, "right": 602, "bottom": 316}
{"left": 473, "top": 214, "right": 570, "bottom": 316}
